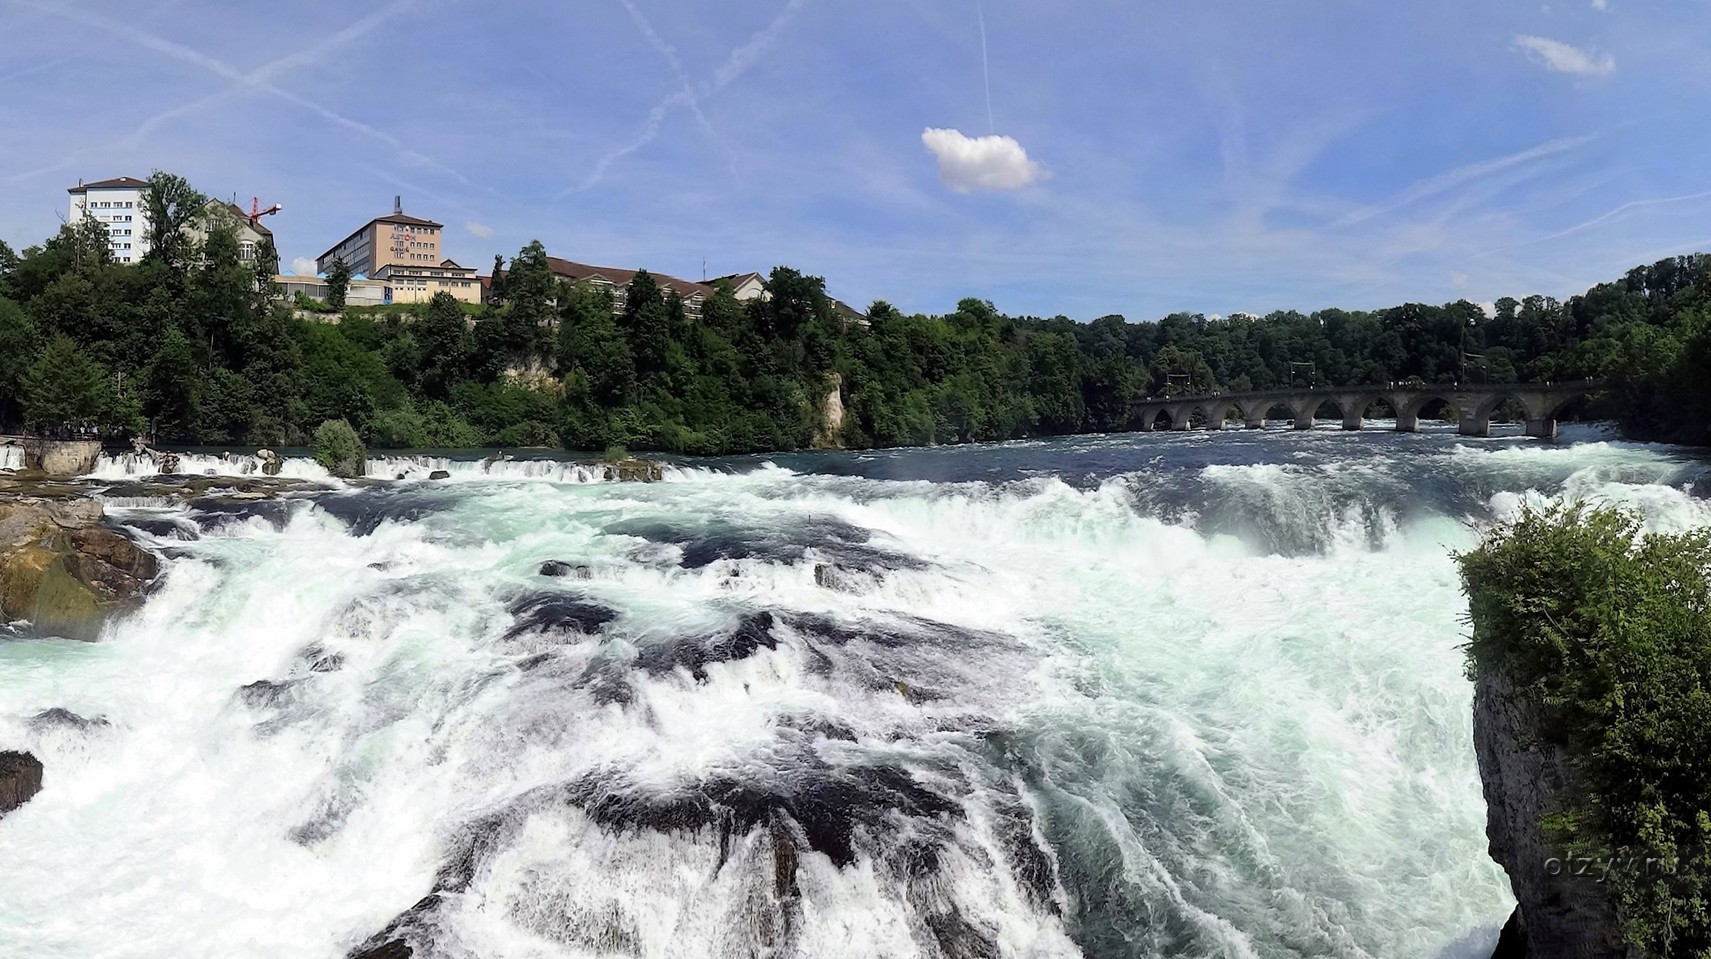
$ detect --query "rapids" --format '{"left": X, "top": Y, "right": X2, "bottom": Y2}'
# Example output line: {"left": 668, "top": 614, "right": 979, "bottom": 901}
{"left": 2, "top": 424, "right": 1706, "bottom": 959}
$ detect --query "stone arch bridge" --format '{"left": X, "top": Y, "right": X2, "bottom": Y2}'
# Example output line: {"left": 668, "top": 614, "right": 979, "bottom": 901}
{"left": 1134, "top": 381, "right": 1603, "bottom": 439}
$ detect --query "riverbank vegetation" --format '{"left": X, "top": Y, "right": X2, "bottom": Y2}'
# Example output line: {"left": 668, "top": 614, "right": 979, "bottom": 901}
{"left": 2, "top": 171, "right": 1710, "bottom": 452}
{"left": 1461, "top": 505, "right": 1711, "bottom": 955}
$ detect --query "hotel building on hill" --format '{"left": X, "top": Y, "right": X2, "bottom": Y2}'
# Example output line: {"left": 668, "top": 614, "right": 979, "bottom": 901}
{"left": 316, "top": 197, "right": 445, "bottom": 278}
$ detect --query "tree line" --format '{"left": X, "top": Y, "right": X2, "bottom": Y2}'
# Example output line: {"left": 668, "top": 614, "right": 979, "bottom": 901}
{"left": 3, "top": 170, "right": 1710, "bottom": 452}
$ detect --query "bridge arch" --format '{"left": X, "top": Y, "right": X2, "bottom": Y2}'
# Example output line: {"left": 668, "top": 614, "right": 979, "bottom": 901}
{"left": 1201, "top": 399, "right": 1240, "bottom": 430}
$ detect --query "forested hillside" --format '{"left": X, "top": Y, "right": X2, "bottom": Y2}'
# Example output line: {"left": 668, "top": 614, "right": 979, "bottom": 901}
{"left": 3, "top": 171, "right": 1711, "bottom": 453}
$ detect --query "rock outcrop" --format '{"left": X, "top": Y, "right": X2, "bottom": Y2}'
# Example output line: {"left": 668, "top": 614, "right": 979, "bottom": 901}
{"left": 813, "top": 372, "right": 846, "bottom": 449}
{"left": 0, "top": 750, "right": 43, "bottom": 817}
{"left": 0, "top": 496, "right": 159, "bottom": 640}
{"left": 600, "top": 458, "right": 663, "bottom": 482}
{"left": 1473, "top": 668, "right": 1624, "bottom": 958}
{"left": 21, "top": 439, "right": 102, "bottom": 477}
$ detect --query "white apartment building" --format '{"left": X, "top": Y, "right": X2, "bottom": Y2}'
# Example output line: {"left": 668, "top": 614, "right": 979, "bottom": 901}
{"left": 67, "top": 176, "right": 150, "bottom": 263}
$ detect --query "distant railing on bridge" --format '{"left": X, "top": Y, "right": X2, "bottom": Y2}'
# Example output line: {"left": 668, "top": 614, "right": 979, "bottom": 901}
{"left": 1131, "top": 380, "right": 1604, "bottom": 440}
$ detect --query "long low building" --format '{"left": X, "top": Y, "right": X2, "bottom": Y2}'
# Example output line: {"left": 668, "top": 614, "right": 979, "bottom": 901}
{"left": 273, "top": 275, "right": 389, "bottom": 308}
{"left": 374, "top": 259, "right": 482, "bottom": 304}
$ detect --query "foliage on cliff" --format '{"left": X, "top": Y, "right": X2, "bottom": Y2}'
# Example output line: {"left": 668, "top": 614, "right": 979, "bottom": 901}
{"left": 3, "top": 169, "right": 1711, "bottom": 451}
{"left": 1461, "top": 504, "right": 1711, "bottom": 956}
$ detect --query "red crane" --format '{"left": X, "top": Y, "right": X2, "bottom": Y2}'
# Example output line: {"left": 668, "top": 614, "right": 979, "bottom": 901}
{"left": 247, "top": 196, "right": 283, "bottom": 226}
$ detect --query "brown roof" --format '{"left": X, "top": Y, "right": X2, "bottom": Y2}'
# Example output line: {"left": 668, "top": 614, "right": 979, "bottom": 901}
{"left": 374, "top": 213, "right": 442, "bottom": 228}
{"left": 715, "top": 271, "right": 765, "bottom": 286}
{"left": 832, "top": 298, "right": 869, "bottom": 323}
{"left": 68, "top": 176, "right": 146, "bottom": 193}
{"left": 375, "top": 263, "right": 477, "bottom": 278}
{"left": 544, "top": 257, "right": 713, "bottom": 298}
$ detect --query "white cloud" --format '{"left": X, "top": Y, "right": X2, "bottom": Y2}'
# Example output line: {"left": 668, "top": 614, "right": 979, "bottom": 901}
{"left": 1591, "top": 0, "right": 1608, "bottom": 10}
{"left": 1450, "top": 270, "right": 1471, "bottom": 287}
{"left": 921, "top": 128, "right": 1047, "bottom": 193}
{"left": 290, "top": 257, "right": 318, "bottom": 276}
{"left": 465, "top": 220, "right": 493, "bottom": 239}
{"left": 1515, "top": 35, "right": 1615, "bottom": 76}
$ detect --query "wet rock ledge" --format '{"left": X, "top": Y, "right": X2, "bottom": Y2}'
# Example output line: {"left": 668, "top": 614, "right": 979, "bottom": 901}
{"left": 0, "top": 493, "right": 158, "bottom": 640}
{"left": 0, "top": 751, "right": 43, "bottom": 818}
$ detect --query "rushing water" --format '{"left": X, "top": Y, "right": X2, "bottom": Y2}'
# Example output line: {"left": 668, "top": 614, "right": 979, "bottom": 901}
{"left": 2, "top": 425, "right": 1708, "bottom": 959}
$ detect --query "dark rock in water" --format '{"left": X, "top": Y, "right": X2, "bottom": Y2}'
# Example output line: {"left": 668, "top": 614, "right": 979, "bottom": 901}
{"left": 0, "top": 497, "right": 159, "bottom": 641}
{"left": 348, "top": 940, "right": 412, "bottom": 959}
{"left": 0, "top": 750, "right": 43, "bottom": 816}
{"left": 188, "top": 496, "right": 299, "bottom": 532}
{"left": 1491, "top": 906, "right": 1528, "bottom": 958}
{"left": 119, "top": 517, "right": 199, "bottom": 541}
{"left": 538, "top": 561, "right": 592, "bottom": 579}
{"left": 238, "top": 678, "right": 302, "bottom": 708}
{"left": 301, "top": 645, "right": 345, "bottom": 673}
{"left": 605, "top": 515, "right": 924, "bottom": 573}
{"left": 770, "top": 812, "right": 801, "bottom": 902}
{"left": 427, "top": 470, "right": 451, "bottom": 481}
{"left": 573, "top": 660, "right": 635, "bottom": 706}
{"left": 28, "top": 707, "right": 109, "bottom": 732}
{"left": 313, "top": 489, "right": 444, "bottom": 537}
{"left": 561, "top": 751, "right": 958, "bottom": 868}
{"left": 636, "top": 611, "right": 778, "bottom": 682}
{"left": 503, "top": 592, "right": 618, "bottom": 641}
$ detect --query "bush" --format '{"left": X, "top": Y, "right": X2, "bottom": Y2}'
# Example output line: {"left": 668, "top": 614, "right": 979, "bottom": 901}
{"left": 313, "top": 418, "right": 366, "bottom": 477}
{"left": 603, "top": 444, "right": 627, "bottom": 461}
{"left": 1460, "top": 504, "right": 1711, "bottom": 955}
{"left": 364, "top": 406, "right": 428, "bottom": 449}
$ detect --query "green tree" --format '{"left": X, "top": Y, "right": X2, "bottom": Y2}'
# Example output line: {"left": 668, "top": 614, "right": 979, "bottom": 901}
{"left": 22, "top": 334, "right": 109, "bottom": 436}
{"left": 325, "top": 259, "right": 351, "bottom": 310}
{"left": 141, "top": 171, "right": 207, "bottom": 275}
{"left": 0, "top": 298, "right": 41, "bottom": 428}
{"left": 144, "top": 325, "right": 201, "bottom": 440}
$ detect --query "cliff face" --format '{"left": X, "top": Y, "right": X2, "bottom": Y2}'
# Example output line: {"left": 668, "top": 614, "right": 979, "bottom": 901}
{"left": 812, "top": 372, "right": 846, "bottom": 450}
{"left": 1473, "top": 668, "right": 1625, "bottom": 958}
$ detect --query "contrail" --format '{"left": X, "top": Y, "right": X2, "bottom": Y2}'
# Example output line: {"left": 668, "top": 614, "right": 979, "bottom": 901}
{"left": 978, "top": 1, "right": 994, "bottom": 133}
{"left": 618, "top": 0, "right": 721, "bottom": 149}
{"left": 5, "top": 0, "right": 486, "bottom": 191}
{"left": 574, "top": 0, "right": 810, "bottom": 191}
{"left": 1490, "top": 188, "right": 1711, "bottom": 254}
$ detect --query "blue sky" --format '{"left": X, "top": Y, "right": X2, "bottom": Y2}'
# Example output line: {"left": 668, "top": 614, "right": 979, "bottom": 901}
{"left": 1, "top": 0, "right": 1706, "bottom": 321}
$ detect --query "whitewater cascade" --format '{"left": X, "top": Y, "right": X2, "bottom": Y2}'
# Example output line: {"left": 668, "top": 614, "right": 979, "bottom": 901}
{"left": 1, "top": 428, "right": 1705, "bottom": 959}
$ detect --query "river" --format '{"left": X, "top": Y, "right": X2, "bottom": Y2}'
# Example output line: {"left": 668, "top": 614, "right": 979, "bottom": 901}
{"left": 2, "top": 424, "right": 1707, "bottom": 959}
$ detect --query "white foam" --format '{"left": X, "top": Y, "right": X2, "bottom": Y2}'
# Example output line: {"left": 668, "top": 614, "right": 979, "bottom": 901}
{"left": 10, "top": 436, "right": 1705, "bottom": 957}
